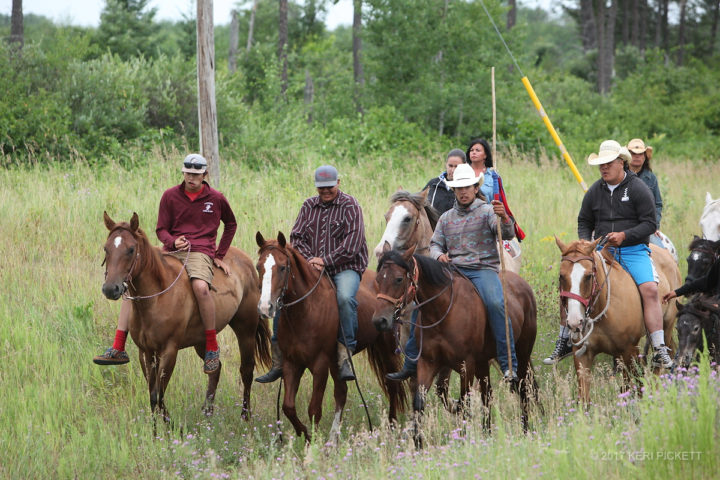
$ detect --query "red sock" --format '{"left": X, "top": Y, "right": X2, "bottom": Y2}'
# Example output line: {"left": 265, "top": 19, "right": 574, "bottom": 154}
{"left": 205, "top": 330, "right": 218, "bottom": 352}
{"left": 112, "top": 330, "right": 128, "bottom": 351}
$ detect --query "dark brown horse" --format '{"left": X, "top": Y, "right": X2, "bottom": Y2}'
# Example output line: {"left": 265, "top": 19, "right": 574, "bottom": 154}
{"left": 101, "top": 212, "right": 271, "bottom": 420}
{"left": 255, "top": 232, "right": 407, "bottom": 441}
{"left": 556, "top": 238, "right": 681, "bottom": 403}
{"left": 372, "top": 246, "right": 538, "bottom": 435}
{"left": 675, "top": 294, "right": 720, "bottom": 368}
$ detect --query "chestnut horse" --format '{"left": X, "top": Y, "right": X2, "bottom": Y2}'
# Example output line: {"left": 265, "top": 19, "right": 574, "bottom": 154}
{"left": 101, "top": 212, "right": 271, "bottom": 420}
{"left": 255, "top": 232, "right": 407, "bottom": 441}
{"left": 555, "top": 238, "right": 681, "bottom": 403}
{"left": 372, "top": 246, "right": 538, "bottom": 435}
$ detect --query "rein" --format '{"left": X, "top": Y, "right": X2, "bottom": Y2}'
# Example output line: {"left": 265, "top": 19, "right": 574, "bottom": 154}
{"left": 271, "top": 250, "right": 326, "bottom": 311}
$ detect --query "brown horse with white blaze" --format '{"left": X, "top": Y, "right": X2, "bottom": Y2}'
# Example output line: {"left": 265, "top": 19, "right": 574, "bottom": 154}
{"left": 372, "top": 245, "right": 538, "bottom": 434}
{"left": 255, "top": 232, "right": 407, "bottom": 441}
{"left": 101, "top": 212, "right": 271, "bottom": 420}
{"left": 555, "top": 237, "right": 681, "bottom": 403}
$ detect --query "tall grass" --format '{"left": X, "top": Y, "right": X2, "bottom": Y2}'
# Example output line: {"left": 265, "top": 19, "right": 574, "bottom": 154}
{"left": 1, "top": 150, "right": 718, "bottom": 478}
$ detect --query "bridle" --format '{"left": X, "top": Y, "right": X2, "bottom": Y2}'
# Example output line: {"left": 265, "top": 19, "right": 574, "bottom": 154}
{"left": 559, "top": 250, "right": 613, "bottom": 355}
{"left": 103, "top": 227, "right": 189, "bottom": 301}
{"left": 263, "top": 246, "right": 325, "bottom": 312}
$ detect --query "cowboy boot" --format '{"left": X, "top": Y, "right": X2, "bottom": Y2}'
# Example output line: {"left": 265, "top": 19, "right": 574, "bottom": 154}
{"left": 255, "top": 341, "right": 283, "bottom": 383}
{"left": 337, "top": 342, "right": 355, "bottom": 381}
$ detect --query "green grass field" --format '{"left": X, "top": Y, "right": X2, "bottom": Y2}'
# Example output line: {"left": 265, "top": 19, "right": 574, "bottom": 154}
{"left": 1, "top": 149, "right": 718, "bottom": 479}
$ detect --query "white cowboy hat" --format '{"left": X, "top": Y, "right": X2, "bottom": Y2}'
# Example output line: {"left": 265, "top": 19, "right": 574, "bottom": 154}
{"left": 587, "top": 140, "right": 631, "bottom": 165}
{"left": 445, "top": 163, "right": 483, "bottom": 188}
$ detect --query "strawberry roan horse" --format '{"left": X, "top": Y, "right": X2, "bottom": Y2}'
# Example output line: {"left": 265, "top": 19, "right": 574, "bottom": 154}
{"left": 101, "top": 212, "right": 271, "bottom": 420}
{"left": 255, "top": 232, "right": 407, "bottom": 441}
{"left": 556, "top": 238, "right": 680, "bottom": 403}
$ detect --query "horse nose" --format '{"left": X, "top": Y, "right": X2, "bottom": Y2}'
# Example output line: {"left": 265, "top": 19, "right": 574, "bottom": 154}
{"left": 102, "top": 282, "right": 124, "bottom": 300}
{"left": 258, "top": 302, "right": 274, "bottom": 319}
{"left": 372, "top": 314, "right": 390, "bottom": 331}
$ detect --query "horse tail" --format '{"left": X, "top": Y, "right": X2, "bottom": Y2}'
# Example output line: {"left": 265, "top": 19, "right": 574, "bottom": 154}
{"left": 254, "top": 316, "right": 272, "bottom": 369}
{"left": 366, "top": 338, "right": 409, "bottom": 413}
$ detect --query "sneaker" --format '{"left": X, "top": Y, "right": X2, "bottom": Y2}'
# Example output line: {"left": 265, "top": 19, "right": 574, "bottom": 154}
{"left": 543, "top": 337, "right": 573, "bottom": 365}
{"left": 503, "top": 370, "right": 519, "bottom": 383}
{"left": 651, "top": 345, "right": 674, "bottom": 369}
{"left": 93, "top": 348, "right": 129, "bottom": 365}
{"left": 204, "top": 350, "right": 220, "bottom": 374}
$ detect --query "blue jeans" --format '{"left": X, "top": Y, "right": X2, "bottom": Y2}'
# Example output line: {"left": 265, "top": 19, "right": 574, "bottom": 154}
{"left": 271, "top": 269, "right": 360, "bottom": 351}
{"left": 649, "top": 233, "right": 664, "bottom": 249}
{"left": 401, "top": 309, "right": 419, "bottom": 370}
{"left": 458, "top": 267, "right": 518, "bottom": 375}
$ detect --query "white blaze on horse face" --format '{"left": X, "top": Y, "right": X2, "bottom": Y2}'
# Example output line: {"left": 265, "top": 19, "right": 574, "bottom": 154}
{"left": 373, "top": 204, "right": 410, "bottom": 258}
{"left": 566, "top": 263, "right": 587, "bottom": 330}
{"left": 258, "top": 254, "right": 276, "bottom": 316}
{"left": 113, "top": 236, "right": 123, "bottom": 248}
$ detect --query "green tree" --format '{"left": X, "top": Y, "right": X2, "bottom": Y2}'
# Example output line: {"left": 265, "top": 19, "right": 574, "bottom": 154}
{"left": 95, "top": 0, "right": 159, "bottom": 60}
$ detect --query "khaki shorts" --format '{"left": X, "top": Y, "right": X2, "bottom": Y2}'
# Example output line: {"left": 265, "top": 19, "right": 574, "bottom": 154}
{"left": 170, "top": 251, "right": 214, "bottom": 286}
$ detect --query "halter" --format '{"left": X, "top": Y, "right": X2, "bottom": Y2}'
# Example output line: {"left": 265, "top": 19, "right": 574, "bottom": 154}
{"left": 559, "top": 250, "right": 613, "bottom": 356}
{"left": 376, "top": 256, "right": 420, "bottom": 317}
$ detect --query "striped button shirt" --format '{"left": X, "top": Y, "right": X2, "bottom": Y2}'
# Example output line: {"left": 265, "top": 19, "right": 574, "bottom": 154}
{"left": 290, "top": 191, "right": 368, "bottom": 275}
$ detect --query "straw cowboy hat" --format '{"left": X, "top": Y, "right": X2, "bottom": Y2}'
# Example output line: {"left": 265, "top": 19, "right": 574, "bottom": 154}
{"left": 446, "top": 163, "right": 483, "bottom": 188}
{"left": 627, "top": 138, "right": 653, "bottom": 160}
{"left": 587, "top": 140, "right": 631, "bottom": 165}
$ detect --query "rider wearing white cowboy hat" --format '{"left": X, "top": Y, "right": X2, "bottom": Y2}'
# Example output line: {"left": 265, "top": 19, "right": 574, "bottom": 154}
{"left": 428, "top": 161, "right": 520, "bottom": 382}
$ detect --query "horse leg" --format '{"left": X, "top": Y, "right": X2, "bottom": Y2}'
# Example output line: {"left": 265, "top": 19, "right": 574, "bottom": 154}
{"left": 620, "top": 346, "right": 642, "bottom": 396}
{"left": 281, "top": 363, "right": 309, "bottom": 441}
{"left": 476, "top": 361, "right": 492, "bottom": 432}
{"left": 231, "top": 322, "right": 258, "bottom": 421}
{"left": 574, "top": 353, "right": 595, "bottom": 406}
{"left": 435, "top": 367, "right": 453, "bottom": 412}
{"left": 194, "top": 345, "right": 222, "bottom": 416}
{"left": 155, "top": 347, "right": 179, "bottom": 424}
{"left": 413, "top": 361, "right": 439, "bottom": 448}
{"left": 328, "top": 368, "right": 347, "bottom": 444}
{"left": 308, "top": 365, "right": 330, "bottom": 433}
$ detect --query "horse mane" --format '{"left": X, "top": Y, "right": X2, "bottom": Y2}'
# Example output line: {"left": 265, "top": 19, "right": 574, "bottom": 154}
{"left": 689, "top": 236, "right": 720, "bottom": 253}
{"left": 258, "top": 239, "right": 320, "bottom": 286}
{"left": 390, "top": 190, "right": 440, "bottom": 230}
{"left": 109, "top": 222, "right": 165, "bottom": 280}
{"left": 378, "top": 250, "right": 451, "bottom": 287}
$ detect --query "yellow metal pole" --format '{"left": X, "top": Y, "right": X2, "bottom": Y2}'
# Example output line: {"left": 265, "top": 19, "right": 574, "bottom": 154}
{"left": 521, "top": 76, "right": 587, "bottom": 192}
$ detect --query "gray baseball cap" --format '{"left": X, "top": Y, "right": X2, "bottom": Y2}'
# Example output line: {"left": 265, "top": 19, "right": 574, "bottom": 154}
{"left": 182, "top": 153, "right": 208, "bottom": 173}
{"left": 314, "top": 165, "right": 339, "bottom": 187}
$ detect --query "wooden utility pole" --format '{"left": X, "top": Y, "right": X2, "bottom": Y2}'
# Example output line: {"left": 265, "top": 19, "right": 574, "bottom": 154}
{"left": 197, "top": 0, "right": 220, "bottom": 185}
{"left": 9, "top": 0, "right": 24, "bottom": 49}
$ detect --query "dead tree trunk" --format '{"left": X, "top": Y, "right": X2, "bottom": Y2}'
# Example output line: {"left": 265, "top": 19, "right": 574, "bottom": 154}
{"left": 580, "top": 0, "right": 597, "bottom": 52}
{"left": 507, "top": 0, "right": 516, "bottom": 30}
{"left": 352, "top": 0, "right": 365, "bottom": 115}
{"left": 596, "top": 0, "right": 617, "bottom": 95}
{"left": 278, "top": 0, "right": 289, "bottom": 98}
{"left": 197, "top": 0, "right": 220, "bottom": 184}
{"left": 9, "top": 0, "right": 23, "bottom": 49}
{"left": 247, "top": 0, "right": 258, "bottom": 52}
{"left": 677, "top": 0, "right": 688, "bottom": 65}
{"left": 228, "top": 9, "right": 239, "bottom": 73}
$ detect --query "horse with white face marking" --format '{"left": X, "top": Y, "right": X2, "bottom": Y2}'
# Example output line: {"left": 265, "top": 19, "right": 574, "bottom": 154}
{"left": 373, "top": 190, "right": 439, "bottom": 259}
{"left": 701, "top": 192, "right": 720, "bottom": 241}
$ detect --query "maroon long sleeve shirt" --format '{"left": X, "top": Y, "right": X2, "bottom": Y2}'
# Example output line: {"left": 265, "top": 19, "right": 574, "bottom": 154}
{"left": 156, "top": 181, "right": 237, "bottom": 260}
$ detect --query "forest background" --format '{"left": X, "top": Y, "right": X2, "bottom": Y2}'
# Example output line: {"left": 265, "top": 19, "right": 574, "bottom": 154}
{"left": 2, "top": 0, "right": 720, "bottom": 167}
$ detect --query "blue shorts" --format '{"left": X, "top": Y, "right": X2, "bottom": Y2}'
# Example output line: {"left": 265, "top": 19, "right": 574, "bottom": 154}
{"left": 601, "top": 243, "right": 658, "bottom": 285}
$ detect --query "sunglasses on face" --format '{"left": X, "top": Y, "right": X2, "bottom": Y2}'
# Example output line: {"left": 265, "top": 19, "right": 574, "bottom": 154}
{"left": 184, "top": 162, "right": 205, "bottom": 170}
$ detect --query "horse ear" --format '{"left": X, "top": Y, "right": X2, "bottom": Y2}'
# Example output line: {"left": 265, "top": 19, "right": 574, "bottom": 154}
{"left": 103, "top": 211, "right": 116, "bottom": 231}
{"left": 277, "top": 232, "right": 287, "bottom": 248}
{"left": 130, "top": 212, "right": 139, "bottom": 232}
{"left": 675, "top": 300, "right": 683, "bottom": 312}
{"left": 590, "top": 237, "right": 603, "bottom": 251}
{"left": 403, "top": 244, "right": 417, "bottom": 261}
{"left": 554, "top": 235, "right": 567, "bottom": 252}
{"left": 382, "top": 240, "right": 392, "bottom": 254}
{"left": 419, "top": 187, "right": 429, "bottom": 201}
{"left": 707, "top": 192, "right": 714, "bottom": 205}
{"left": 256, "top": 231, "right": 265, "bottom": 248}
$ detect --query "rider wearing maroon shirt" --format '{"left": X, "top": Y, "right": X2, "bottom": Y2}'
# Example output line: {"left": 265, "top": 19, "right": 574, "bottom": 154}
{"left": 94, "top": 154, "right": 237, "bottom": 374}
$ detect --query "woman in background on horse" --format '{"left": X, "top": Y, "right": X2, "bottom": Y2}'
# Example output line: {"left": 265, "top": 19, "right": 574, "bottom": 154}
{"left": 627, "top": 138, "right": 664, "bottom": 249}
{"left": 466, "top": 138, "right": 495, "bottom": 202}
{"left": 422, "top": 149, "right": 466, "bottom": 214}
